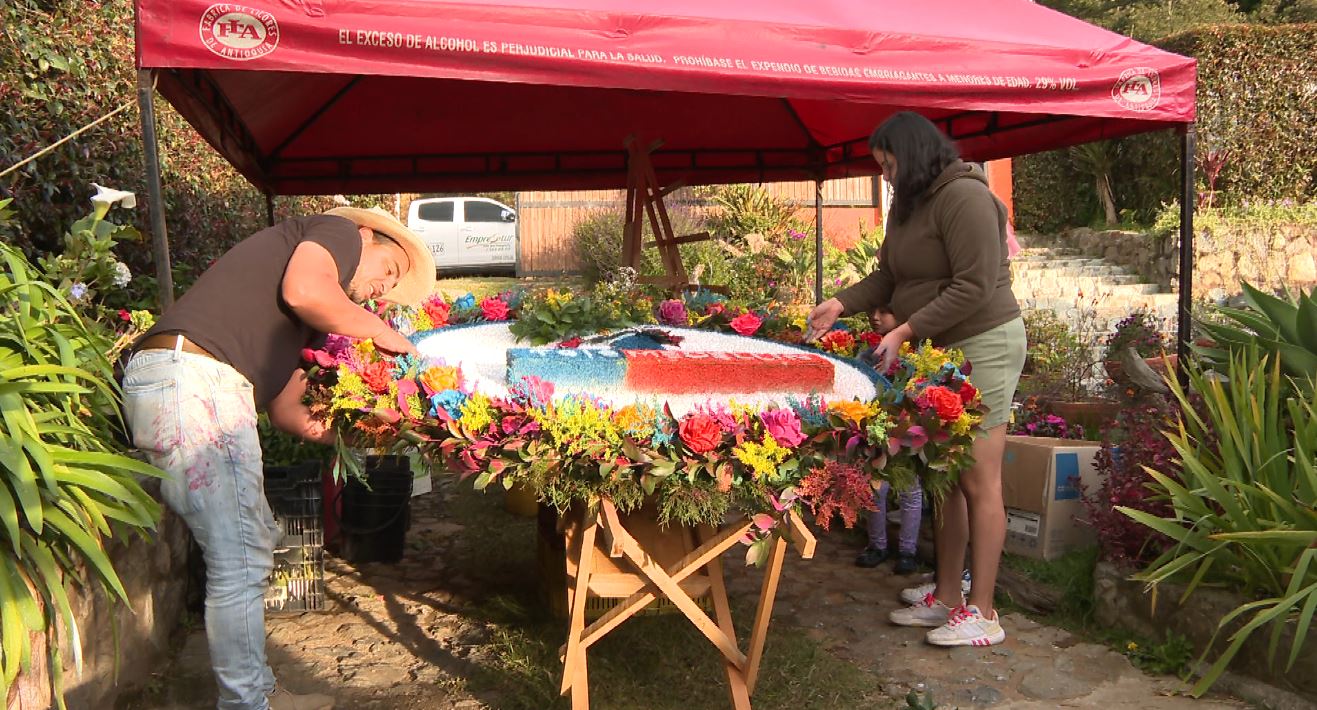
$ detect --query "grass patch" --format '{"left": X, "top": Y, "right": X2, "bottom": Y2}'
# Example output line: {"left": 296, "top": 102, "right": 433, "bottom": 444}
{"left": 998, "top": 547, "right": 1195, "bottom": 678}
{"left": 434, "top": 274, "right": 584, "bottom": 300}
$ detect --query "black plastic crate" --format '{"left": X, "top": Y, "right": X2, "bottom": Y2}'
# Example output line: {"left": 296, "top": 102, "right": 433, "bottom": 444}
{"left": 264, "top": 462, "right": 326, "bottom": 614}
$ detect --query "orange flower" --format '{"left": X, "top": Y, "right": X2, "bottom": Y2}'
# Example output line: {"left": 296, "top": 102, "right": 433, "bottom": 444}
{"left": 920, "top": 386, "right": 964, "bottom": 422}
{"left": 419, "top": 366, "right": 461, "bottom": 395}
{"left": 827, "top": 400, "right": 871, "bottom": 426}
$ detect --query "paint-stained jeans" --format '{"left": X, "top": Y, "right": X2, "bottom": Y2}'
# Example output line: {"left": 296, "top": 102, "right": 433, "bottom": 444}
{"left": 122, "top": 348, "right": 278, "bottom": 710}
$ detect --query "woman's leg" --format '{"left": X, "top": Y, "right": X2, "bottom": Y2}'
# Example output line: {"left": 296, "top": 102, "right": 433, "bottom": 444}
{"left": 932, "top": 484, "right": 968, "bottom": 606}
{"left": 896, "top": 480, "right": 923, "bottom": 556}
{"left": 867, "top": 481, "right": 891, "bottom": 550}
{"left": 960, "top": 424, "right": 1008, "bottom": 615}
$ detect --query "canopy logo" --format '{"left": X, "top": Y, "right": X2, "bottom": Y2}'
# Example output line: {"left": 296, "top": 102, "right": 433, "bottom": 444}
{"left": 199, "top": 4, "right": 279, "bottom": 61}
{"left": 1112, "top": 67, "right": 1161, "bottom": 112}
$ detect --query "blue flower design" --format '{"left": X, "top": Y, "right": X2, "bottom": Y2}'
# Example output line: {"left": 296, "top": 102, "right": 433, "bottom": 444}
{"left": 454, "top": 293, "right": 476, "bottom": 310}
{"left": 431, "top": 389, "right": 467, "bottom": 418}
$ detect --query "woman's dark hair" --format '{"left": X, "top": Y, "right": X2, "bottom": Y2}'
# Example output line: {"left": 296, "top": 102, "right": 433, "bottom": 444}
{"left": 869, "top": 112, "right": 961, "bottom": 225}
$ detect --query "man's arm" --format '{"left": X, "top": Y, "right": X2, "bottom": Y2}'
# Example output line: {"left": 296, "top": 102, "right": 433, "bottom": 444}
{"left": 281, "top": 241, "right": 416, "bottom": 355}
{"left": 267, "top": 368, "right": 336, "bottom": 446}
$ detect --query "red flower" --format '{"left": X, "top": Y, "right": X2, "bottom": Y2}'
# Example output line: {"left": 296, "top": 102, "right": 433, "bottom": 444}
{"left": 118, "top": 309, "right": 132, "bottom": 322}
{"left": 920, "top": 386, "right": 964, "bottom": 421}
{"left": 958, "top": 381, "right": 978, "bottom": 405}
{"left": 678, "top": 413, "right": 723, "bottom": 453}
{"left": 819, "top": 329, "right": 856, "bottom": 354}
{"left": 857, "top": 331, "right": 881, "bottom": 348}
{"left": 361, "top": 361, "right": 394, "bottom": 394}
{"left": 424, "top": 299, "right": 451, "bottom": 327}
{"left": 729, "top": 312, "right": 763, "bottom": 336}
{"left": 480, "top": 297, "right": 510, "bottom": 321}
{"left": 558, "top": 336, "right": 583, "bottom": 348}
{"left": 705, "top": 302, "right": 726, "bottom": 317}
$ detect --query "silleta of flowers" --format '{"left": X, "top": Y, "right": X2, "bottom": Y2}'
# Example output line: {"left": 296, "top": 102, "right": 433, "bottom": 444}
{"left": 303, "top": 287, "right": 985, "bottom": 563}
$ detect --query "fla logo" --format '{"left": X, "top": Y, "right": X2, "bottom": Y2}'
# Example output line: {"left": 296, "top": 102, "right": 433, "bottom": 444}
{"left": 199, "top": 4, "right": 280, "bottom": 61}
{"left": 1111, "top": 67, "right": 1161, "bottom": 112}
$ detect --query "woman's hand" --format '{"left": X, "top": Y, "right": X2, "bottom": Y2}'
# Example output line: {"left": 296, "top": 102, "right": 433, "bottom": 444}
{"left": 805, "top": 298, "right": 845, "bottom": 342}
{"left": 873, "top": 322, "right": 915, "bottom": 373}
{"left": 869, "top": 309, "right": 898, "bottom": 334}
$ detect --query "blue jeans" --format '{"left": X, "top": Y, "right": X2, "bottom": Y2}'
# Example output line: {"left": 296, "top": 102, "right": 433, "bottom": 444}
{"left": 123, "top": 348, "right": 278, "bottom": 710}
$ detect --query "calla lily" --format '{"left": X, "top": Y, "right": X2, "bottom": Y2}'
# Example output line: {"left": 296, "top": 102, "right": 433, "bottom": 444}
{"left": 90, "top": 183, "right": 136, "bottom": 219}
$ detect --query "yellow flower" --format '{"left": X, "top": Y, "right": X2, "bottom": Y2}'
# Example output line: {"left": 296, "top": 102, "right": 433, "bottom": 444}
{"left": 330, "top": 371, "right": 370, "bottom": 413}
{"left": 613, "top": 403, "right": 656, "bottom": 438}
{"left": 545, "top": 288, "right": 573, "bottom": 308}
{"left": 828, "top": 399, "right": 875, "bottom": 426}
{"left": 459, "top": 392, "right": 495, "bottom": 432}
{"left": 412, "top": 310, "right": 433, "bottom": 332}
{"left": 950, "top": 411, "right": 979, "bottom": 436}
{"left": 733, "top": 436, "right": 790, "bottom": 479}
{"left": 420, "top": 365, "right": 461, "bottom": 394}
{"left": 1126, "top": 641, "right": 1139, "bottom": 652}
{"left": 355, "top": 339, "right": 377, "bottom": 359}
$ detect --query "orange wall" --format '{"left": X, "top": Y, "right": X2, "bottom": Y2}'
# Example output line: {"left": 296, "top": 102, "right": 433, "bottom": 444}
{"left": 986, "top": 159, "right": 1014, "bottom": 225}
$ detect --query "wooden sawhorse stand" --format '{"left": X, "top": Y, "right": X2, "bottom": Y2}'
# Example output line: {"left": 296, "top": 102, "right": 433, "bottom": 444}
{"left": 557, "top": 498, "right": 816, "bottom": 709}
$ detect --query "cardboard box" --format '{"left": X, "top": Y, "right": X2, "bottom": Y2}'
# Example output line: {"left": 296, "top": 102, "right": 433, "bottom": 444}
{"left": 1001, "top": 436, "right": 1103, "bottom": 560}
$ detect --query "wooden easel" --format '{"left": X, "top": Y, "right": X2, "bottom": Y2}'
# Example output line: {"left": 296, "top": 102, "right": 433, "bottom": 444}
{"left": 621, "top": 136, "right": 718, "bottom": 293}
{"left": 557, "top": 498, "right": 816, "bottom": 709}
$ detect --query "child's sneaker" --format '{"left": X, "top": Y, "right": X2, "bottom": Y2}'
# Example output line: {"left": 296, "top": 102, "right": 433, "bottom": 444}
{"left": 899, "top": 570, "right": 972, "bottom": 606}
{"left": 925, "top": 604, "right": 1006, "bottom": 647}
{"left": 888, "top": 593, "right": 956, "bottom": 627}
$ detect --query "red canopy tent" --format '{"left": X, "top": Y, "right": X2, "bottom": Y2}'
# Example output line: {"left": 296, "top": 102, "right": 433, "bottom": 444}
{"left": 133, "top": 0, "right": 1198, "bottom": 360}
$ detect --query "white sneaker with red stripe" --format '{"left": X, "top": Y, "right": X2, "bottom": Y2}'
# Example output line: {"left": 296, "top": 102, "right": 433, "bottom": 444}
{"left": 888, "top": 593, "right": 957, "bottom": 627}
{"left": 925, "top": 604, "right": 1006, "bottom": 647}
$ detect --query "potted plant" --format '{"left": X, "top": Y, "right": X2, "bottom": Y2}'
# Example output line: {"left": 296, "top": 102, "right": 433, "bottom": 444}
{"left": 1103, "top": 311, "right": 1173, "bottom": 384}
{"left": 1018, "top": 309, "right": 1115, "bottom": 433}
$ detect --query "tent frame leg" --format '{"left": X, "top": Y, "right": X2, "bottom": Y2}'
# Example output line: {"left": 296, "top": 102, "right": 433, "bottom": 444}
{"left": 813, "top": 180, "right": 823, "bottom": 305}
{"left": 137, "top": 69, "right": 174, "bottom": 311}
{"left": 1176, "top": 125, "right": 1196, "bottom": 387}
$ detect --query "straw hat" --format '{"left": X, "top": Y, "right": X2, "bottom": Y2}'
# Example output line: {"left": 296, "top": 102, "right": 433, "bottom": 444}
{"left": 326, "top": 206, "right": 435, "bottom": 306}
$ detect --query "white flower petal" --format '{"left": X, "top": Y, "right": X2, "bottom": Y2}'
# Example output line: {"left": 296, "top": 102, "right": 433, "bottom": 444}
{"left": 90, "top": 183, "right": 137, "bottom": 209}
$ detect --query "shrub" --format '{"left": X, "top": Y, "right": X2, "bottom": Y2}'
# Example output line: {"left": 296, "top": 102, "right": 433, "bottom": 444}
{"left": 0, "top": 202, "right": 164, "bottom": 705}
{"left": 1082, "top": 397, "right": 1179, "bottom": 564}
{"left": 1103, "top": 310, "right": 1169, "bottom": 362}
{"left": 702, "top": 184, "right": 798, "bottom": 243}
{"left": 1018, "top": 310, "right": 1093, "bottom": 400}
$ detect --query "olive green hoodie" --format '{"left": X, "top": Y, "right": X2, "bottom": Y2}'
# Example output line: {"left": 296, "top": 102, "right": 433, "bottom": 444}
{"left": 835, "top": 160, "right": 1020, "bottom": 346}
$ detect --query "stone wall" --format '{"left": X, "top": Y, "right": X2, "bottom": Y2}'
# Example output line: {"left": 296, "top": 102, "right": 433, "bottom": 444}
{"left": 1093, "top": 561, "right": 1316, "bottom": 701}
{"left": 1048, "top": 220, "right": 1317, "bottom": 301}
{"left": 6, "top": 479, "right": 191, "bottom": 710}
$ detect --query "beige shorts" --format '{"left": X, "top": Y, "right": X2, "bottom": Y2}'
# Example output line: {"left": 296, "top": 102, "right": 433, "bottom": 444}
{"left": 949, "top": 317, "right": 1027, "bottom": 429}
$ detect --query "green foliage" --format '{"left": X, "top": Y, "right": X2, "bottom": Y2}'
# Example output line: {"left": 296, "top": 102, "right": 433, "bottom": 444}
{"left": 1123, "top": 632, "right": 1197, "bottom": 675}
{"left": 257, "top": 415, "right": 331, "bottom": 469}
{"left": 1019, "top": 310, "right": 1094, "bottom": 400}
{"left": 1015, "top": 23, "right": 1316, "bottom": 232}
{"left": 508, "top": 285, "right": 656, "bottom": 345}
{"left": 1194, "top": 283, "right": 1317, "bottom": 391}
{"left": 0, "top": 236, "right": 163, "bottom": 707}
{"left": 0, "top": 0, "right": 396, "bottom": 295}
{"left": 1120, "top": 348, "right": 1317, "bottom": 695}
{"left": 1159, "top": 23, "right": 1317, "bottom": 204}
{"left": 703, "top": 184, "right": 800, "bottom": 243}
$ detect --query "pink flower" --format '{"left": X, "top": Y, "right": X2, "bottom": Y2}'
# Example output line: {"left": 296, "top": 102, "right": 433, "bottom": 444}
{"left": 760, "top": 408, "right": 805, "bottom": 448}
{"left": 118, "top": 309, "right": 131, "bottom": 322}
{"left": 904, "top": 425, "right": 929, "bottom": 449}
{"left": 657, "top": 299, "right": 688, "bottom": 326}
{"left": 480, "top": 297, "right": 510, "bottom": 321}
{"left": 730, "top": 312, "right": 763, "bottom": 336}
{"left": 396, "top": 378, "right": 419, "bottom": 413}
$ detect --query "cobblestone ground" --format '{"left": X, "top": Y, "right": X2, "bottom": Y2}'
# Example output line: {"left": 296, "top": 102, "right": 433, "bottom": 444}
{"left": 128, "top": 477, "right": 1248, "bottom": 710}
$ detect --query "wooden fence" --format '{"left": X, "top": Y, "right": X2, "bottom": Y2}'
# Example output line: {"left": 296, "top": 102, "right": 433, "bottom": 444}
{"left": 515, "top": 177, "right": 884, "bottom": 275}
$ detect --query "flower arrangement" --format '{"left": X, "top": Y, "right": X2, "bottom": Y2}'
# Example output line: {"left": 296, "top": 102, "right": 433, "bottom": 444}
{"left": 303, "top": 287, "right": 986, "bottom": 563}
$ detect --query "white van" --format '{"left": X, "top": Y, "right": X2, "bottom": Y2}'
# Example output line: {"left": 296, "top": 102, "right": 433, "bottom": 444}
{"left": 406, "top": 197, "right": 517, "bottom": 273}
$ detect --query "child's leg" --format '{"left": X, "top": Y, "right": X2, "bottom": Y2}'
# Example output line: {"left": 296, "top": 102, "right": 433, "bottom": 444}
{"left": 896, "top": 479, "right": 924, "bottom": 555}
{"left": 867, "top": 481, "right": 890, "bottom": 550}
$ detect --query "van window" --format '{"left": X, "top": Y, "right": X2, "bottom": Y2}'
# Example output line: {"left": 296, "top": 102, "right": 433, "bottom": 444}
{"left": 465, "top": 201, "right": 508, "bottom": 223}
{"left": 417, "top": 201, "right": 454, "bottom": 222}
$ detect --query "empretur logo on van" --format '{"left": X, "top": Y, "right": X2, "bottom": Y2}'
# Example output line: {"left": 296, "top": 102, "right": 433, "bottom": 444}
{"left": 199, "top": 4, "right": 279, "bottom": 61}
{"left": 1111, "top": 67, "right": 1161, "bottom": 111}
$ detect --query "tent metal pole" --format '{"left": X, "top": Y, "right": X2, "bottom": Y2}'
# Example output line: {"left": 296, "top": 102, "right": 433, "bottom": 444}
{"left": 136, "top": 69, "right": 174, "bottom": 311}
{"left": 1176, "top": 124, "right": 1196, "bottom": 387}
{"left": 265, "top": 192, "right": 275, "bottom": 227}
{"left": 814, "top": 180, "right": 824, "bottom": 304}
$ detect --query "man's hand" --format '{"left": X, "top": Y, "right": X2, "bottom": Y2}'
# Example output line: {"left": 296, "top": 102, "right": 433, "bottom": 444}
{"left": 805, "top": 298, "right": 845, "bottom": 343}
{"left": 373, "top": 327, "right": 420, "bottom": 358}
{"left": 268, "top": 369, "right": 337, "bottom": 445}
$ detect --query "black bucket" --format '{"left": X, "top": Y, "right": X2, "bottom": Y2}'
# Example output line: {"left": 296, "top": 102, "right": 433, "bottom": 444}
{"left": 337, "top": 455, "right": 413, "bottom": 564}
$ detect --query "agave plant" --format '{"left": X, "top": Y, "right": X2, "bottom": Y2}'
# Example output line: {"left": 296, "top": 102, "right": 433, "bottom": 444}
{"left": 1195, "top": 282, "right": 1317, "bottom": 392}
{"left": 0, "top": 221, "right": 163, "bottom": 706}
{"left": 1119, "top": 346, "right": 1317, "bottom": 696}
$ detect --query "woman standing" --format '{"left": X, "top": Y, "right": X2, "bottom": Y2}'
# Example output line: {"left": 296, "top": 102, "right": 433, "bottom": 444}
{"left": 806, "top": 112, "right": 1025, "bottom": 647}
